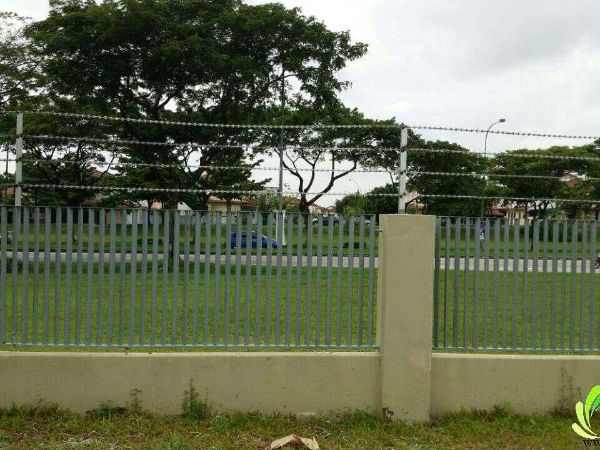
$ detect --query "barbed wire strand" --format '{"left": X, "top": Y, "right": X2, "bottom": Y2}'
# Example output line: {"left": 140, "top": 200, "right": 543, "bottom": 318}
{"left": 20, "top": 136, "right": 600, "bottom": 161}
{"left": 412, "top": 171, "right": 600, "bottom": 182}
{"left": 23, "top": 158, "right": 391, "bottom": 174}
{"left": 13, "top": 183, "right": 600, "bottom": 204}
{"left": 1, "top": 110, "right": 598, "bottom": 139}
{"left": 23, "top": 134, "right": 399, "bottom": 154}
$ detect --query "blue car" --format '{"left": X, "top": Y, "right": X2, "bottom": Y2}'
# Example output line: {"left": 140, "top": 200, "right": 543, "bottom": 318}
{"left": 230, "top": 232, "right": 278, "bottom": 249}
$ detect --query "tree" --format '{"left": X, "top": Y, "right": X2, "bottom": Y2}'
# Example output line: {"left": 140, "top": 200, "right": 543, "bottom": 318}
{"left": 0, "top": 12, "right": 39, "bottom": 108}
{"left": 25, "top": 0, "right": 368, "bottom": 209}
{"left": 489, "top": 146, "right": 592, "bottom": 218}
{"left": 364, "top": 133, "right": 491, "bottom": 217}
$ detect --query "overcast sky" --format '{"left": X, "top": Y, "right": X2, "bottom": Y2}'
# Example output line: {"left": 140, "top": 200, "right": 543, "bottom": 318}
{"left": 6, "top": 0, "right": 600, "bottom": 205}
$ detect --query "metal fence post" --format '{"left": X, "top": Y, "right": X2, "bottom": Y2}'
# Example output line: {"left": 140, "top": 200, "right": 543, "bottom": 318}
{"left": 14, "top": 113, "right": 23, "bottom": 207}
{"left": 397, "top": 128, "right": 408, "bottom": 214}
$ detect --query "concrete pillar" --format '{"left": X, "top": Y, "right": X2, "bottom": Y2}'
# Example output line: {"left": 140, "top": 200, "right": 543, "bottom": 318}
{"left": 377, "top": 214, "right": 436, "bottom": 422}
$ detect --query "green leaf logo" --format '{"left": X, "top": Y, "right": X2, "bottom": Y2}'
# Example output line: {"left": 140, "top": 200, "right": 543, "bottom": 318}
{"left": 572, "top": 386, "right": 600, "bottom": 439}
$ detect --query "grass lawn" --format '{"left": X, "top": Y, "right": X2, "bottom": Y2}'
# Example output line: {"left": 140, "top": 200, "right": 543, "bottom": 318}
{"left": 2, "top": 263, "right": 376, "bottom": 350}
{"left": 437, "top": 269, "right": 600, "bottom": 352}
{"left": 0, "top": 404, "right": 583, "bottom": 449}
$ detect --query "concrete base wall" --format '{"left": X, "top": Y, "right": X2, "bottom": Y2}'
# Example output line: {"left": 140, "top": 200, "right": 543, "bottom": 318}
{"left": 431, "top": 353, "right": 600, "bottom": 416}
{"left": 0, "top": 352, "right": 380, "bottom": 415}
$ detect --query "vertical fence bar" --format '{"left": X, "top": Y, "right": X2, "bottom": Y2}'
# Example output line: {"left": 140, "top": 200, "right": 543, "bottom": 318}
{"left": 85, "top": 209, "right": 94, "bottom": 346}
{"left": 63, "top": 208, "right": 72, "bottom": 346}
{"left": 32, "top": 208, "right": 40, "bottom": 344}
{"left": 244, "top": 212, "right": 252, "bottom": 346}
{"left": 213, "top": 212, "right": 221, "bottom": 345}
{"left": 336, "top": 216, "right": 344, "bottom": 347}
{"left": 561, "top": 221, "right": 568, "bottom": 351}
{"left": 295, "top": 214, "right": 303, "bottom": 347}
{"left": 42, "top": 207, "right": 51, "bottom": 344}
{"left": 346, "top": 216, "right": 355, "bottom": 347}
{"left": 254, "top": 213, "right": 263, "bottom": 346}
{"left": 161, "top": 210, "right": 170, "bottom": 346}
{"left": 540, "top": 221, "right": 549, "bottom": 349}
{"left": 275, "top": 210, "right": 284, "bottom": 347}
{"left": 580, "top": 222, "right": 588, "bottom": 351}
{"left": 433, "top": 218, "right": 440, "bottom": 349}
{"left": 521, "top": 218, "right": 529, "bottom": 349}
{"left": 21, "top": 207, "right": 30, "bottom": 344}
{"left": 305, "top": 214, "right": 313, "bottom": 347}
{"left": 75, "top": 209, "right": 83, "bottom": 345}
{"left": 512, "top": 220, "right": 520, "bottom": 349}
{"left": 223, "top": 212, "right": 232, "bottom": 347}
{"left": 492, "top": 219, "right": 500, "bottom": 349}
{"left": 192, "top": 213, "right": 202, "bottom": 346}
{"left": 589, "top": 221, "right": 596, "bottom": 350}
{"left": 570, "top": 221, "right": 578, "bottom": 351}
{"left": 502, "top": 218, "right": 510, "bottom": 348}
{"left": 452, "top": 218, "right": 461, "bottom": 349}
{"left": 107, "top": 209, "right": 117, "bottom": 346}
{"left": 0, "top": 207, "right": 6, "bottom": 344}
{"left": 129, "top": 210, "right": 138, "bottom": 347}
{"left": 140, "top": 209, "right": 149, "bottom": 346}
{"left": 96, "top": 209, "right": 105, "bottom": 346}
{"left": 315, "top": 215, "right": 324, "bottom": 347}
{"left": 233, "top": 213, "right": 242, "bottom": 346}
{"left": 473, "top": 219, "right": 481, "bottom": 349}
{"left": 52, "top": 208, "right": 61, "bottom": 345}
{"left": 118, "top": 209, "right": 127, "bottom": 346}
{"left": 356, "top": 216, "right": 366, "bottom": 348}
{"left": 367, "top": 217, "right": 376, "bottom": 348}
{"left": 11, "top": 207, "right": 21, "bottom": 342}
{"left": 443, "top": 219, "right": 450, "bottom": 348}
{"left": 182, "top": 212, "right": 191, "bottom": 348}
{"left": 171, "top": 212, "right": 180, "bottom": 346}
{"left": 483, "top": 219, "right": 490, "bottom": 348}
{"left": 265, "top": 213, "right": 273, "bottom": 347}
{"left": 203, "top": 212, "right": 212, "bottom": 346}
{"left": 531, "top": 220, "right": 539, "bottom": 350}
{"left": 464, "top": 218, "right": 471, "bottom": 349}
{"left": 275, "top": 211, "right": 283, "bottom": 347}
{"left": 150, "top": 210, "right": 159, "bottom": 346}
{"left": 550, "top": 221, "right": 559, "bottom": 351}
{"left": 285, "top": 213, "right": 293, "bottom": 347}
{"left": 326, "top": 216, "right": 335, "bottom": 347}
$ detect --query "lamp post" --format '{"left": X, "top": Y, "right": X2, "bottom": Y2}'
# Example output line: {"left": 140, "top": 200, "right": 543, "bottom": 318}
{"left": 348, "top": 178, "right": 360, "bottom": 194}
{"left": 481, "top": 118, "right": 506, "bottom": 217}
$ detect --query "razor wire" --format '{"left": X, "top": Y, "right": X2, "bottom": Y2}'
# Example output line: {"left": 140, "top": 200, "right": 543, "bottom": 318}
{"left": 1, "top": 109, "right": 599, "bottom": 139}
{"left": 9, "top": 183, "right": 600, "bottom": 206}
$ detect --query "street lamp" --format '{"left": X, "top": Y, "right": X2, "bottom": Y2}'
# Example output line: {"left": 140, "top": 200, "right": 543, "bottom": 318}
{"left": 348, "top": 178, "right": 360, "bottom": 194}
{"left": 481, "top": 118, "right": 506, "bottom": 217}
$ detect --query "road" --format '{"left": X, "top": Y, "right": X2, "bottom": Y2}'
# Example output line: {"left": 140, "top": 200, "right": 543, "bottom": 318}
{"left": 3, "top": 252, "right": 599, "bottom": 273}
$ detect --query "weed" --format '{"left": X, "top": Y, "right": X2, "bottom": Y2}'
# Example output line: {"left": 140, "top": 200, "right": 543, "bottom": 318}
{"left": 181, "top": 379, "right": 210, "bottom": 420}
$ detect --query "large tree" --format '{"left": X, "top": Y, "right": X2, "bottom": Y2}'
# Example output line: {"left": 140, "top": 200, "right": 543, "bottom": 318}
{"left": 489, "top": 146, "right": 593, "bottom": 218}
{"left": 25, "top": 0, "right": 367, "bottom": 209}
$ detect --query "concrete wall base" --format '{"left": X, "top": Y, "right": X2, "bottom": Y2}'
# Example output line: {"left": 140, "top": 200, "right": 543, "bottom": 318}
{"left": 0, "top": 352, "right": 380, "bottom": 415}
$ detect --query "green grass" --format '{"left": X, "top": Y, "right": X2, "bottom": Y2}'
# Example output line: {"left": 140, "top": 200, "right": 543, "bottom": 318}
{"left": 440, "top": 221, "right": 599, "bottom": 259}
{"left": 437, "top": 269, "right": 599, "bottom": 351}
{"left": 2, "top": 215, "right": 379, "bottom": 257}
{"left": 0, "top": 403, "right": 583, "bottom": 449}
{"left": 2, "top": 262, "right": 377, "bottom": 350}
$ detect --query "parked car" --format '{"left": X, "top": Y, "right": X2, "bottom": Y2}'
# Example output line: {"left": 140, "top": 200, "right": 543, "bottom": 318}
{"left": 312, "top": 216, "right": 340, "bottom": 226}
{"left": 0, "top": 231, "right": 12, "bottom": 244}
{"left": 230, "top": 232, "right": 278, "bottom": 249}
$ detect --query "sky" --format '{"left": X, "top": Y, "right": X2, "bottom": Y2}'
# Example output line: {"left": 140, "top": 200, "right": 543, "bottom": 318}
{"left": 5, "top": 0, "right": 600, "bottom": 205}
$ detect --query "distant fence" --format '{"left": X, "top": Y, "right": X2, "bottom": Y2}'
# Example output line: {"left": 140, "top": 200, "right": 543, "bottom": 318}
{"left": 0, "top": 206, "right": 378, "bottom": 350}
{"left": 435, "top": 216, "right": 600, "bottom": 352}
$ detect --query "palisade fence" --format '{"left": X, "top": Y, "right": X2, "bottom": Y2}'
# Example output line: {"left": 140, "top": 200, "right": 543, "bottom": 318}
{"left": 0, "top": 206, "right": 378, "bottom": 350}
{"left": 434, "top": 216, "right": 600, "bottom": 353}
